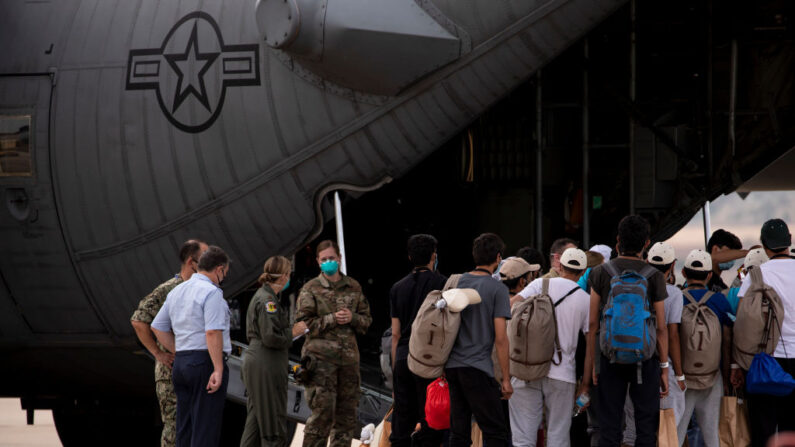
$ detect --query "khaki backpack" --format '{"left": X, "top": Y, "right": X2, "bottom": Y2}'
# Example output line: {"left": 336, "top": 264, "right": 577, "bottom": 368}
{"left": 680, "top": 290, "right": 723, "bottom": 389}
{"left": 408, "top": 275, "right": 462, "bottom": 379}
{"left": 733, "top": 267, "right": 784, "bottom": 370}
{"left": 508, "top": 279, "right": 577, "bottom": 381}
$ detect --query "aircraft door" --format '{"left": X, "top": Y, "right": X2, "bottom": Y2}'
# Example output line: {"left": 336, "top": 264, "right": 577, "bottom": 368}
{"left": 0, "top": 75, "right": 106, "bottom": 337}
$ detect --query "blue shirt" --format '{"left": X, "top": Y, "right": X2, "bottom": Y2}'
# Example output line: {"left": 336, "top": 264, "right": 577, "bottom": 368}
{"left": 151, "top": 273, "right": 232, "bottom": 354}
{"left": 682, "top": 288, "right": 734, "bottom": 328}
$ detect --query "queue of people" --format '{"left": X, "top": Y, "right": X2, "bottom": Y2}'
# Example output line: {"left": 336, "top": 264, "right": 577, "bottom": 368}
{"left": 128, "top": 215, "right": 795, "bottom": 447}
{"left": 391, "top": 216, "right": 795, "bottom": 447}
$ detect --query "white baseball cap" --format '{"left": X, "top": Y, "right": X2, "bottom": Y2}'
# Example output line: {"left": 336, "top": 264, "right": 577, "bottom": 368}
{"left": 560, "top": 248, "right": 588, "bottom": 270}
{"left": 647, "top": 242, "right": 676, "bottom": 265}
{"left": 685, "top": 249, "right": 712, "bottom": 272}
{"left": 589, "top": 244, "right": 612, "bottom": 262}
{"left": 744, "top": 248, "right": 769, "bottom": 269}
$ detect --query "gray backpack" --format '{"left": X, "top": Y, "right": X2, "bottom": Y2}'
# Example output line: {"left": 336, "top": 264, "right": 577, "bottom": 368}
{"left": 733, "top": 267, "right": 785, "bottom": 370}
{"left": 408, "top": 275, "right": 462, "bottom": 379}
{"left": 508, "top": 278, "right": 573, "bottom": 382}
{"left": 680, "top": 290, "right": 722, "bottom": 389}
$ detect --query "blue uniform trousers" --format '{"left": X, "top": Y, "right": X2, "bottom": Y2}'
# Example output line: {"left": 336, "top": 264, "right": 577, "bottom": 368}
{"left": 173, "top": 350, "right": 229, "bottom": 447}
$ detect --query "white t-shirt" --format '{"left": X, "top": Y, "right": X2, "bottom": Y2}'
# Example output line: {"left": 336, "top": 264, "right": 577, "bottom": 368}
{"left": 738, "top": 258, "right": 795, "bottom": 358}
{"left": 517, "top": 277, "right": 590, "bottom": 383}
{"left": 663, "top": 284, "right": 683, "bottom": 362}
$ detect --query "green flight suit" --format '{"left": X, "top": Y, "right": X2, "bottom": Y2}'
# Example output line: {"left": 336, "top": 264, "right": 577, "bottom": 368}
{"left": 241, "top": 284, "right": 292, "bottom": 447}
{"left": 130, "top": 275, "right": 183, "bottom": 447}
{"left": 295, "top": 273, "right": 372, "bottom": 447}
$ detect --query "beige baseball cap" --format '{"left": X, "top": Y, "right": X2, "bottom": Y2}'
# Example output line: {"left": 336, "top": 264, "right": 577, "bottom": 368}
{"left": 560, "top": 248, "right": 588, "bottom": 270}
{"left": 442, "top": 288, "right": 482, "bottom": 312}
{"left": 685, "top": 249, "right": 712, "bottom": 272}
{"left": 648, "top": 242, "right": 676, "bottom": 265}
{"left": 499, "top": 257, "right": 541, "bottom": 281}
{"left": 744, "top": 248, "right": 769, "bottom": 269}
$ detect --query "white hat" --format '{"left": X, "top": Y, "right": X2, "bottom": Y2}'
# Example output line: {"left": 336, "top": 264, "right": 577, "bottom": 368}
{"left": 685, "top": 249, "right": 712, "bottom": 272}
{"left": 442, "top": 288, "right": 482, "bottom": 312}
{"left": 744, "top": 248, "right": 769, "bottom": 269}
{"left": 560, "top": 248, "right": 588, "bottom": 270}
{"left": 647, "top": 242, "right": 676, "bottom": 265}
{"left": 589, "top": 244, "right": 612, "bottom": 262}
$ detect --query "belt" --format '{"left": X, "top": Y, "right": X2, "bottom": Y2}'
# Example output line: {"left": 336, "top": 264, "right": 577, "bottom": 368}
{"left": 176, "top": 350, "right": 229, "bottom": 362}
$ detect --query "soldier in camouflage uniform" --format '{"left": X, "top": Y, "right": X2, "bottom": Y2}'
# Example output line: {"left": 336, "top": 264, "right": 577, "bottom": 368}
{"left": 295, "top": 240, "right": 372, "bottom": 447}
{"left": 131, "top": 239, "right": 206, "bottom": 447}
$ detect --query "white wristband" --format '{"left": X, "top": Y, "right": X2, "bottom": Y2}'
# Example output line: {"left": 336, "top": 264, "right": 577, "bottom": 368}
{"left": 659, "top": 362, "right": 670, "bottom": 368}
{"left": 730, "top": 363, "right": 740, "bottom": 370}
{"left": 676, "top": 375, "right": 686, "bottom": 382}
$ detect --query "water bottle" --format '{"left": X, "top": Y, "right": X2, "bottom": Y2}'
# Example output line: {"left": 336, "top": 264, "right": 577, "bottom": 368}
{"left": 572, "top": 392, "right": 590, "bottom": 417}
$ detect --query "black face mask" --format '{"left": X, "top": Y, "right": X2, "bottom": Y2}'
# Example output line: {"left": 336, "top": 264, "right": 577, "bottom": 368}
{"left": 218, "top": 268, "right": 227, "bottom": 286}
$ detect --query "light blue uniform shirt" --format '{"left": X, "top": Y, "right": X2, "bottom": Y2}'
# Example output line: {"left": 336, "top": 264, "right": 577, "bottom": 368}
{"left": 151, "top": 273, "right": 232, "bottom": 354}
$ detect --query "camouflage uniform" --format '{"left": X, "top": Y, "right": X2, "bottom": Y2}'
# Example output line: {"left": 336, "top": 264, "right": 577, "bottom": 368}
{"left": 295, "top": 274, "right": 372, "bottom": 447}
{"left": 131, "top": 275, "right": 182, "bottom": 447}
{"left": 240, "top": 284, "right": 292, "bottom": 447}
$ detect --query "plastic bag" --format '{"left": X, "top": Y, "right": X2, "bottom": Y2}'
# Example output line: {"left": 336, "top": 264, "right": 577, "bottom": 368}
{"left": 746, "top": 352, "right": 795, "bottom": 396}
{"left": 425, "top": 376, "right": 451, "bottom": 430}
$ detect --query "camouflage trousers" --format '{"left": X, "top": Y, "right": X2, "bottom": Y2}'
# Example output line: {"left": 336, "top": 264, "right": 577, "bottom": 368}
{"left": 156, "top": 379, "right": 177, "bottom": 447}
{"left": 302, "top": 361, "right": 361, "bottom": 447}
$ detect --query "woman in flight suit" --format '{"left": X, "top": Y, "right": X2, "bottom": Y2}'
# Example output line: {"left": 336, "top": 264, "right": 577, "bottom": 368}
{"left": 240, "top": 255, "right": 295, "bottom": 447}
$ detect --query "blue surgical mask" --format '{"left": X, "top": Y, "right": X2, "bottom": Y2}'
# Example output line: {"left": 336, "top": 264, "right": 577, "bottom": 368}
{"left": 320, "top": 260, "right": 339, "bottom": 276}
{"left": 719, "top": 261, "right": 735, "bottom": 271}
{"left": 284, "top": 278, "right": 290, "bottom": 290}
{"left": 433, "top": 255, "right": 439, "bottom": 272}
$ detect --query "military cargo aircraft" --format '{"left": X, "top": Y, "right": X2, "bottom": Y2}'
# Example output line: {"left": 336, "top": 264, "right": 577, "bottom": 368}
{"left": 1, "top": 0, "right": 793, "bottom": 445}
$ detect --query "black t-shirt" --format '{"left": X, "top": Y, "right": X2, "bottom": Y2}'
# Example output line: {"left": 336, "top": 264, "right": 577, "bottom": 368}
{"left": 389, "top": 269, "right": 448, "bottom": 361}
{"left": 588, "top": 258, "right": 667, "bottom": 307}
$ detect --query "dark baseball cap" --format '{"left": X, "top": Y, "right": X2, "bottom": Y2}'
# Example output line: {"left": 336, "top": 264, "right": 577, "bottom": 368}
{"left": 761, "top": 218, "right": 791, "bottom": 250}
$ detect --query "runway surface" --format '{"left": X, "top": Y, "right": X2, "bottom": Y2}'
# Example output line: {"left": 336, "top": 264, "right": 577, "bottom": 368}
{"left": 0, "top": 399, "right": 61, "bottom": 447}
{"left": 0, "top": 398, "right": 363, "bottom": 447}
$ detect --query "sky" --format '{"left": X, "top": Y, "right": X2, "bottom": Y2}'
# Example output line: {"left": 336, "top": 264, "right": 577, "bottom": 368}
{"left": 665, "top": 190, "right": 795, "bottom": 285}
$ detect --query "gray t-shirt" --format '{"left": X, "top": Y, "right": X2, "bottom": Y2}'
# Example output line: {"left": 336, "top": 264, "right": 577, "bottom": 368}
{"left": 446, "top": 273, "right": 512, "bottom": 376}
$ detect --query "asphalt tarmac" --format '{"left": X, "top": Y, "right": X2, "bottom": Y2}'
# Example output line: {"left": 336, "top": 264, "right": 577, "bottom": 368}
{"left": 0, "top": 398, "right": 61, "bottom": 447}
{"left": 0, "top": 398, "right": 363, "bottom": 447}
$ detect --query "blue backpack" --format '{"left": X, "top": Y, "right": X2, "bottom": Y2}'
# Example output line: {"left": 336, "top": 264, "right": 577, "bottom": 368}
{"left": 599, "top": 262, "right": 658, "bottom": 366}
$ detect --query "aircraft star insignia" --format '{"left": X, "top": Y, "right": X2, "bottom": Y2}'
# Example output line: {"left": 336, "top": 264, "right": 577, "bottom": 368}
{"left": 125, "top": 11, "right": 261, "bottom": 134}
{"left": 164, "top": 22, "right": 220, "bottom": 114}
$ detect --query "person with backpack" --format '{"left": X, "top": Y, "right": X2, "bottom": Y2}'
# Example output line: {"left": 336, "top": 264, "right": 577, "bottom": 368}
{"left": 445, "top": 233, "right": 513, "bottom": 447}
{"left": 675, "top": 249, "right": 734, "bottom": 447}
{"left": 499, "top": 256, "right": 541, "bottom": 307}
{"left": 582, "top": 215, "right": 669, "bottom": 447}
{"left": 509, "top": 248, "right": 590, "bottom": 447}
{"left": 735, "top": 219, "right": 795, "bottom": 446}
{"left": 621, "top": 242, "right": 686, "bottom": 447}
{"left": 389, "top": 234, "right": 447, "bottom": 447}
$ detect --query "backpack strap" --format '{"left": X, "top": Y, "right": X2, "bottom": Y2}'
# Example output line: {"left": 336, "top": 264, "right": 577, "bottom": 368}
{"left": 683, "top": 289, "right": 701, "bottom": 306}
{"left": 603, "top": 261, "right": 620, "bottom": 278}
{"left": 443, "top": 274, "right": 462, "bottom": 291}
{"left": 541, "top": 278, "right": 550, "bottom": 297}
{"left": 638, "top": 265, "right": 658, "bottom": 280}
{"left": 554, "top": 286, "right": 582, "bottom": 308}
{"left": 697, "top": 290, "right": 714, "bottom": 305}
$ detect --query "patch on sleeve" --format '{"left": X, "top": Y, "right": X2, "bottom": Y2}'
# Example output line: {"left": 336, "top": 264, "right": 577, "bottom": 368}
{"left": 266, "top": 301, "right": 277, "bottom": 313}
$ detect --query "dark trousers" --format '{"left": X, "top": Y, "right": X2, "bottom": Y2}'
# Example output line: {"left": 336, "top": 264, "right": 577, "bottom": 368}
{"left": 446, "top": 367, "right": 509, "bottom": 447}
{"left": 746, "top": 357, "right": 795, "bottom": 447}
{"left": 597, "top": 355, "right": 660, "bottom": 447}
{"left": 172, "top": 350, "right": 229, "bottom": 447}
{"left": 390, "top": 359, "right": 444, "bottom": 447}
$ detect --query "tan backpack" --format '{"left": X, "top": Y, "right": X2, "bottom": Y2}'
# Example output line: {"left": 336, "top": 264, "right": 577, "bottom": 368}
{"left": 733, "top": 267, "right": 785, "bottom": 370}
{"left": 680, "top": 290, "right": 723, "bottom": 389}
{"left": 408, "top": 275, "right": 462, "bottom": 379}
{"left": 508, "top": 279, "right": 574, "bottom": 382}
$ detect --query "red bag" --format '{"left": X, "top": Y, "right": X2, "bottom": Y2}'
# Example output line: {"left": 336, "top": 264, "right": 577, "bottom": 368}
{"left": 425, "top": 376, "right": 451, "bottom": 430}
